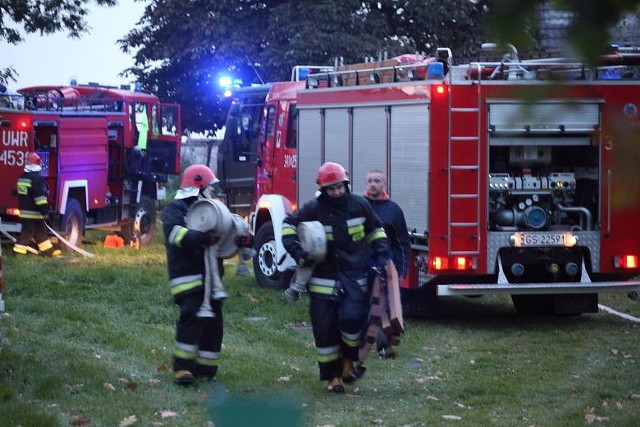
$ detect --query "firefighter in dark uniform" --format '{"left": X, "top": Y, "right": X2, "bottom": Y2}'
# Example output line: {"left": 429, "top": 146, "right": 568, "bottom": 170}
{"left": 282, "top": 162, "right": 389, "bottom": 393}
{"left": 162, "top": 164, "right": 252, "bottom": 385}
{"left": 13, "top": 152, "right": 61, "bottom": 257}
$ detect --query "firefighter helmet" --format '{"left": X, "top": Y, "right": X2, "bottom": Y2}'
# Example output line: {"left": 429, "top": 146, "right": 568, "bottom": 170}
{"left": 179, "top": 164, "right": 218, "bottom": 189}
{"left": 316, "top": 162, "right": 349, "bottom": 188}
{"left": 26, "top": 152, "right": 41, "bottom": 166}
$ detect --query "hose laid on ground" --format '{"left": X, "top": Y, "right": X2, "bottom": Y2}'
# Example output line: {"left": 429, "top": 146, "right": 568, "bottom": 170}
{"left": 185, "top": 197, "right": 248, "bottom": 316}
{"left": 45, "top": 223, "right": 96, "bottom": 258}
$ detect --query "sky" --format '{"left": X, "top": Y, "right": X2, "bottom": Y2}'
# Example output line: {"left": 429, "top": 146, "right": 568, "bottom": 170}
{"left": 0, "top": 1, "right": 147, "bottom": 89}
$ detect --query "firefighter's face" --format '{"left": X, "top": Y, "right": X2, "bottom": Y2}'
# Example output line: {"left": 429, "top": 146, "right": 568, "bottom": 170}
{"left": 325, "top": 182, "right": 346, "bottom": 198}
{"left": 365, "top": 172, "right": 386, "bottom": 198}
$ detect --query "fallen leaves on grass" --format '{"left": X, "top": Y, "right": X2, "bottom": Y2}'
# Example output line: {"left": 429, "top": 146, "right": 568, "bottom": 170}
{"left": 119, "top": 415, "right": 137, "bottom": 426}
{"left": 415, "top": 375, "right": 441, "bottom": 383}
{"left": 157, "top": 410, "right": 177, "bottom": 418}
{"left": 70, "top": 416, "right": 91, "bottom": 425}
{"left": 584, "top": 407, "right": 609, "bottom": 424}
{"left": 119, "top": 377, "right": 138, "bottom": 391}
{"left": 442, "top": 415, "right": 462, "bottom": 420}
{"left": 103, "top": 382, "right": 116, "bottom": 391}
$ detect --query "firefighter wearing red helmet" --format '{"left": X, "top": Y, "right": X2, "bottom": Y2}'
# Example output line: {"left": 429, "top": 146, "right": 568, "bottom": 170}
{"left": 13, "top": 152, "right": 61, "bottom": 257}
{"left": 282, "top": 162, "right": 390, "bottom": 393}
{"left": 162, "top": 164, "right": 252, "bottom": 386}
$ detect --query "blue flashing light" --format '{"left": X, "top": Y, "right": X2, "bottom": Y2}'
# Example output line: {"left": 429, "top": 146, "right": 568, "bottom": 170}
{"left": 219, "top": 75, "right": 232, "bottom": 88}
{"left": 223, "top": 89, "right": 233, "bottom": 97}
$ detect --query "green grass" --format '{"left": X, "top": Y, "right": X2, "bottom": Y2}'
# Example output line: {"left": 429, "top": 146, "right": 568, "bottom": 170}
{"left": 1, "top": 229, "right": 639, "bottom": 427}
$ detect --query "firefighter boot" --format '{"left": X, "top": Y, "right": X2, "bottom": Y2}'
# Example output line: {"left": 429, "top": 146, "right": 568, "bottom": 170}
{"left": 45, "top": 248, "right": 63, "bottom": 257}
{"left": 38, "top": 240, "right": 62, "bottom": 257}
{"left": 174, "top": 370, "right": 196, "bottom": 386}
{"left": 341, "top": 358, "right": 366, "bottom": 384}
{"left": 327, "top": 377, "right": 345, "bottom": 394}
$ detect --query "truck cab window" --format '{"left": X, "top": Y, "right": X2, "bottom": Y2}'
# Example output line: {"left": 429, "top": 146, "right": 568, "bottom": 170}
{"left": 285, "top": 104, "right": 298, "bottom": 149}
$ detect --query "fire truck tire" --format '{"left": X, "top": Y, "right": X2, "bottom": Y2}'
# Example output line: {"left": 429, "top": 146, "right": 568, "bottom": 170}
{"left": 125, "top": 195, "right": 157, "bottom": 248}
{"left": 60, "top": 198, "right": 85, "bottom": 250}
{"left": 252, "top": 221, "right": 293, "bottom": 289}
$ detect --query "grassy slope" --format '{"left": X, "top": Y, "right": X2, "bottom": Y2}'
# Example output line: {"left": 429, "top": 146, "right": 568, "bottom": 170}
{"left": 1, "top": 231, "right": 639, "bottom": 427}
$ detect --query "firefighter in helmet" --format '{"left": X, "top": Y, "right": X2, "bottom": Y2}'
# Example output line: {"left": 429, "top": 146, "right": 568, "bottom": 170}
{"left": 162, "top": 164, "right": 252, "bottom": 385}
{"left": 282, "top": 162, "right": 389, "bottom": 393}
{"left": 13, "top": 152, "right": 61, "bottom": 257}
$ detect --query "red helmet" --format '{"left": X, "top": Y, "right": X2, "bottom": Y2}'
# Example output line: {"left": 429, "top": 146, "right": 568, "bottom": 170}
{"left": 316, "top": 162, "right": 349, "bottom": 188}
{"left": 179, "top": 164, "right": 217, "bottom": 189}
{"left": 27, "top": 152, "right": 41, "bottom": 166}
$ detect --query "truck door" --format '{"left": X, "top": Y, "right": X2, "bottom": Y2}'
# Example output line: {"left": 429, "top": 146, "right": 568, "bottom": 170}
{"left": 255, "top": 104, "right": 277, "bottom": 198}
{"left": 271, "top": 102, "right": 297, "bottom": 205}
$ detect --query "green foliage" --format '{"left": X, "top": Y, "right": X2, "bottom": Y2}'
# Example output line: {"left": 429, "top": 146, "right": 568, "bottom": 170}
{"left": 0, "top": 0, "right": 117, "bottom": 44}
{"left": 0, "top": 0, "right": 117, "bottom": 84}
{"left": 1, "top": 231, "right": 639, "bottom": 426}
{"left": 119, "top": 0, "right": 490, "bottom": 133}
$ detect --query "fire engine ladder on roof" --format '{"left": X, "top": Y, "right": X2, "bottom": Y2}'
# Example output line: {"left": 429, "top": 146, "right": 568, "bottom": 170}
{"left": 446, "top": 65, "right": 482, "bottom": 256}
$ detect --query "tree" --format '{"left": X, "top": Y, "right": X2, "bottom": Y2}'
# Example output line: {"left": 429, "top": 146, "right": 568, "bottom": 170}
{"left": 0, "top": 0, "right": 117, "bottom": 83}
{"left": 487, "top": 0, "right": 640, "bottom": 61}
{"left": 119, "top": 0, "right": 489, "bottom": 133}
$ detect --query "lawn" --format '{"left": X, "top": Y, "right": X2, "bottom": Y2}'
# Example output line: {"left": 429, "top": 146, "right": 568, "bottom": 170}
{"left": 1, "top": 229, "right": 639, "bottom": 427}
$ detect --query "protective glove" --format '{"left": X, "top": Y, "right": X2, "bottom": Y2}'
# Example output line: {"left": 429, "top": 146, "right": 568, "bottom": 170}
{"left": 204, "top": 230, "right": 220, "bottom": 246}
{"left": 372, "top": 256, "right": 388, "bottom": 277}
{"left": 234, "top": 234, "right": 253, "bottom": 248}
{"left": 293, "top": 248, "right": 315, "bottom": 268}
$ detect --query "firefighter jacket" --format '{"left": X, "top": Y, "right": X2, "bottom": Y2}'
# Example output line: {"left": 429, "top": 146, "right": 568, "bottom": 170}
{"left": 16, "top": 170, "right": 50, "bottom": 220}
{"left": 162, "top": 196, "right": 221, "bottom": 298}
{"left": 364, "top": 196, "right": 411, "bottom": 278}
{"left": 282, "top": 191, "right": 389, "bottom": 298}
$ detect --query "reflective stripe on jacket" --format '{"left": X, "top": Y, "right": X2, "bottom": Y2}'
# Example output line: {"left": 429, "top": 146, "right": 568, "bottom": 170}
{"left": 17, "top": 171, "right": 49, "bottom": 219}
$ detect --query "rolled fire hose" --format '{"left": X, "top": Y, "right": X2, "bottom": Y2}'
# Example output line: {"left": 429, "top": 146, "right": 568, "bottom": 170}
{"left": 185, "top": 197, "right": 248, "bottom": 317}
{"left": 290, "top": 221, "right": 327, "bottom": 291}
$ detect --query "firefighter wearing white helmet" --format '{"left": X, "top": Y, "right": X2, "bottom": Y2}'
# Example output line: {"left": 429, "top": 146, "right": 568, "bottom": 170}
{"left": 282, "top": 162, "right": 390, "bottom": 393}
{"left": 162, "top": 164, "right": 253, "bottom": 386}
{"left": 13, "top": 152, "right": 61, "bottom": 257}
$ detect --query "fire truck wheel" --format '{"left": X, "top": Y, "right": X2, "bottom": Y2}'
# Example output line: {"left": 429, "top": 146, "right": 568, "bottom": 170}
{"left": 127, "top": 195, "right": 157, "bottom": 248}
{"left": 61, "top": 198, "right": 85, "bottom": 250}
{"left": 252, "top": 221, "right": 293, "bottom": 289}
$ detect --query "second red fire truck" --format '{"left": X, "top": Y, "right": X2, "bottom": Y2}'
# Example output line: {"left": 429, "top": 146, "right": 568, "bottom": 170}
{"left": 218, "top": 45, "right": 640, "bottom": 314}
{"left": 0, "top": 83, "right": 181, "bottom": 249}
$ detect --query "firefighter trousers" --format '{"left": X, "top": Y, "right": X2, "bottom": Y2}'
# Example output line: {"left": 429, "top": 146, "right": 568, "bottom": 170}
{"left": 173, "top": 290, "right": 223, "bottom": 378}
{"left": 14, "top": 219, "right": 55, "bottom": 255}
{"left": 309, "top": 290, "right": 369, "bottom": 381}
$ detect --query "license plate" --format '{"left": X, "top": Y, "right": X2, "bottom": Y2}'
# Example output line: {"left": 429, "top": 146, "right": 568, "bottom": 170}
{"left": 510, "top": 232, "right": 577, "bottom": 247}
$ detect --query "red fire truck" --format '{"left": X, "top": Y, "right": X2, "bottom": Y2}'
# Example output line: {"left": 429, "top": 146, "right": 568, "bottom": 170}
{"left": 0, "top": 83, "right": 181, "bottom": 249}
{"left": 221, "top": 46, "right": 640, "bottom": 314}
